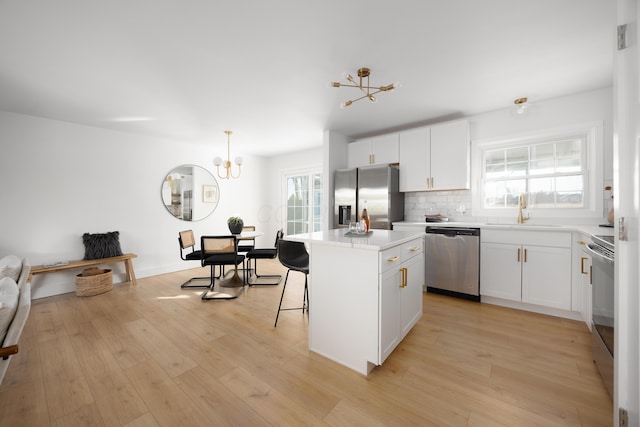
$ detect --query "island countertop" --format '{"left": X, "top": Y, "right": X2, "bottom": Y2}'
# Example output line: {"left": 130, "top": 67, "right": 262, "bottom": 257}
{"left": 285, "top": 229, "right": 425, "bottom": 251}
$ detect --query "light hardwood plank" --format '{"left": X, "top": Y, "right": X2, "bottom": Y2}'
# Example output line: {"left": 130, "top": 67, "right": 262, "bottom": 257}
{"left": 0, "top": 260, "right": 613, "bottom": 426}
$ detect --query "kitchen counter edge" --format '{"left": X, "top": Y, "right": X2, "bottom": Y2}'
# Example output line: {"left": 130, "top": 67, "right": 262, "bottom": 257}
{"left": 393, "top": 221, "right": 614, "bottom": 237}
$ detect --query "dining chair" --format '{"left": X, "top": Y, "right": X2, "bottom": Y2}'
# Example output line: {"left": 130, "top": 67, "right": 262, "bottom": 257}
{"left": 237, "top": 225, "right": 256, "bottom": 254}
{"left": 200, "top": 235, "right": 246, "bottom": 300}
{"left": 178, "top": 230, "right": 210, "bottom": 288}
{"left": 274, "top": 239, "right": 309, "bottom": 327}
{"left": 246, "top": 229, "right": 284, "bottom": 286}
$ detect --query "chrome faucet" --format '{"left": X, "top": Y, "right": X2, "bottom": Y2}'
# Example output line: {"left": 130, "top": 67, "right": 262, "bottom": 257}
{"left": 517, "top": 193, "right": 530, "bottom": 224}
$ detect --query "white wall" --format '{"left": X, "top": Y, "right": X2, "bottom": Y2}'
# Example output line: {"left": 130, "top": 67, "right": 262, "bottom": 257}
{"left": 403, "top": 87, "right": 614, "bottom": 223}
{"left": 0, "top": 111, "right": 271, "bottom": 298}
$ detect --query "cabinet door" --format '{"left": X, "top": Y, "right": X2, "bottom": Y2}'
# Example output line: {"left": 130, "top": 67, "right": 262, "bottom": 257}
{"left": 379, "top": 267, "right": 401, "bottom": 363}
{"left": 347, "top": 140, "right": 372, "bottom": 168}
{"left": 371, "top": 134, "right": 399, "bottom": 165}
{"left": 580, "top": 249, "right": 593, "bottom": 330}
{"left": 480, "top": 242, "right": 522, "bottom": 301}
{"left": 399, "top": 127, "right": 430, "bottom": 192}
{"left": 430, "top": 121, "right": 470, "bottom": 190}
{"left": 400, "top": 254, "right": 423, "bottom": 338}
{"left": 521, "top": 246, "right": 572, "bottom": 310}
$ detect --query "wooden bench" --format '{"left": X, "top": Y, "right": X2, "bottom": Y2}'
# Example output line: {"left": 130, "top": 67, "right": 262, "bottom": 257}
{"left": 29, "top": 253, "right": 138, "bottom": 286}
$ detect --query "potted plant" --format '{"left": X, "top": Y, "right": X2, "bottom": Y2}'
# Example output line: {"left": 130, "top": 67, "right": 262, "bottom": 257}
{"left": 227, "top": 216, "right": 244, "bottom": 234}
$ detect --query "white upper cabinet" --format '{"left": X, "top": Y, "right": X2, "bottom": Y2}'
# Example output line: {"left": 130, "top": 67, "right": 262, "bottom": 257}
{"left": 398, "top": 120, "right": 470, "bottom": 192}
{"left": 398, "top": 127, "right": 430, "bottom": 191}
{"left": 430, "top": 120, "right": 470, "bottom": 190}
{"left": 348, "top": 134, "right": 399, "bottom": 168}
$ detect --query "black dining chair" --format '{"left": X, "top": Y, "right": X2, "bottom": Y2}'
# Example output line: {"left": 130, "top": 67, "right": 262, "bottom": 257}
{"left": 246, "top": 229, "right": 284, "bottom": 286}
{"left": 200, "top": 235, "right": 246, "bottom": 300}
{"left": 237, "top": 225, "right": 256, "bottom": 254}
{"left": 178, "top": 230, "right": 210, "bottom": 289}
{"left": 274, "top": 239, "right": 309, "bottom": 327}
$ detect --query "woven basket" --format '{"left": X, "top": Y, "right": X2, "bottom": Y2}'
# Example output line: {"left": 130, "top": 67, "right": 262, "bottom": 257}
{"left": 75, "top": 268, "right": 113, "bottom": 297}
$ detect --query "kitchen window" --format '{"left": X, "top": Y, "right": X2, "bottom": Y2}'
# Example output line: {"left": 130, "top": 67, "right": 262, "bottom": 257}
{"left": 472, "top": 121, "right": 603, "bottom": 218}
{"left": 284, "top": 170, "right": 322, "bottom": 235}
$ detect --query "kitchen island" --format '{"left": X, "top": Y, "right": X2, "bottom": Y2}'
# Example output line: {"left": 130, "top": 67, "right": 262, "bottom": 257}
{"left": 286, "top": 229, "right": 425, "bottom": 375}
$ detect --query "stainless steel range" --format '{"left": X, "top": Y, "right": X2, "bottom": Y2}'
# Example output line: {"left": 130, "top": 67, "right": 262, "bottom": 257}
{"left": 585, "top": 234, "right": 614, "bottom": 398}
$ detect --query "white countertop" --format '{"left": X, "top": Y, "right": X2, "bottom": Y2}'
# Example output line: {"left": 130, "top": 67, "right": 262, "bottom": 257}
{"left": 393, "top": 221, "right": 615, "bottom": 238}
{"left": 286, "top": 229, "right": 425, "bottom": 251}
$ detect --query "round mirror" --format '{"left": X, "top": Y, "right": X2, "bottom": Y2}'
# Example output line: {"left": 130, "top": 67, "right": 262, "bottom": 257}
{"left": 161, "top": 164, "right": 219, "bottom": 221}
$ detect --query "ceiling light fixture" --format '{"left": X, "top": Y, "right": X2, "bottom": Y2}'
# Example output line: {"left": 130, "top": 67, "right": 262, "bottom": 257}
{"left": 331, "top": 67, "right": 399, "bottom": 108}
{"left": 213, "top": 130, "right": 243, "bottom": 179}
{"left": 513, "top": 97, "right": 530, "bottom": 115}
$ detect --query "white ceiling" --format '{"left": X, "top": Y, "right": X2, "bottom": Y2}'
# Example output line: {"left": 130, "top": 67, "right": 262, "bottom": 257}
{"left": 0, "top": 1, "right": 615, "bottom": 157}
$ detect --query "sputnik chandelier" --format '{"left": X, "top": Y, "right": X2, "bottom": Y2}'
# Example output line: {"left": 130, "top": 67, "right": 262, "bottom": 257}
{"left": 331, "top": 67, "right": 399, "bottom": 108}
{"left": 213, "top": 130, "right": 243, "bottom": 179}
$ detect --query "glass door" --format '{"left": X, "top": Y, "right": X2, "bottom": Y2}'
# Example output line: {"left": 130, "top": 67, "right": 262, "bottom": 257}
{"left": 284, "top": 170, "right": 322, "bottom": 235}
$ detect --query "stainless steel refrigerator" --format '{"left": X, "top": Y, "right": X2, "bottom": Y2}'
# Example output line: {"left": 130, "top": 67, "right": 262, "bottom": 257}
{"left": 334, "top": 165, "right": 404, "bottom": 229}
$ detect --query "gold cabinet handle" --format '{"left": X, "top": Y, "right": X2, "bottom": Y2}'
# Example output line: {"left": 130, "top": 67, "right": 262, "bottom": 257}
{"left": 581, "top": 257, "right": 588, "bottom": 274}
{"left": 517, "top": 248, "right": 520, "bottom": 262}
{"left": 426, "top": 177, "right": 430, "bottom": 189}
{"left": 589, "top": 265, "right": 592, "bottom": 285}
{"left": 524, "top": 248, "right": 527, "bottom": 263}
{"left": 399, "top": 267, "right": 407, "bottom": 288}
{"left": 430, "top": 177, "right": 434, "bottom": 188}
{"left": 369, "top": 153, "right": 375, "bottom": 164}
{"left": 409, "top": 246, "right": 421, "bottom": 252}
{"left": 387, "top": 256, "right": 400, "bottom": 263}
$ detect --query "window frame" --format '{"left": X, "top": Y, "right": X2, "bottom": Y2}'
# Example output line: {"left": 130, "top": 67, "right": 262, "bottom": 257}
{"left": 471, "top": 121, "right": 603, "bottom": 220}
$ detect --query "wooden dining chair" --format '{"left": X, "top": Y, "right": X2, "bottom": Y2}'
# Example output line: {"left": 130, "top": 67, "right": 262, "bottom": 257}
{"left": 178, "top": 230, "right": 210, "bottom": 288}
{"left": 200, "top": 235, "right": 246, "bottom": 300}
{"left": 237, "top": 225, "right": 256, "bottom": 254}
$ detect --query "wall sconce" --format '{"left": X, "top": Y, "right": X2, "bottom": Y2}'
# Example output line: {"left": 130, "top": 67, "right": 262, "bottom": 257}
{"left": 213, "top": 130, "right": 243, "bottom": 179}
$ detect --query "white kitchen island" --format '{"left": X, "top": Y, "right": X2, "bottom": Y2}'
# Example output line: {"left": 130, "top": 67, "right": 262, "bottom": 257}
{"left": 286, "top": 229, "right": 425, "bottom": 375}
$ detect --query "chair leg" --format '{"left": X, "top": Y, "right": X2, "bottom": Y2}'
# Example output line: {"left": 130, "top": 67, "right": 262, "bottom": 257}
{"left": 274, "top": 270, "right": 309, "bottom": 327}
{"left": 303, "top": 274, "right": 309, "bottom": 313}
{"left": 201, "top": 264, "right": 245, "bottom": 300}
{"left": 274, "top": 270, "right": 290, "bottom": 327}
{"left": 180, "top": 275, "right": 211, "bottom": 289}
{"left": 248, "top": 258, "right": 282, "bottom": 286}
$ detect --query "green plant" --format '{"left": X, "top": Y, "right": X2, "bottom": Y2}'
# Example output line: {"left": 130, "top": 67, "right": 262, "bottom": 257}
{"left": 227, "top": 216, "right": 243, "bottom": 226}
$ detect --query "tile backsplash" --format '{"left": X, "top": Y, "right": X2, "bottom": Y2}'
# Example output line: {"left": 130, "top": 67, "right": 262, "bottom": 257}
{"left": 404, "top": 190, "right": 473, "bottom": 222}
{"left": 404, "top": 186, "right": 612, "bottom": 223}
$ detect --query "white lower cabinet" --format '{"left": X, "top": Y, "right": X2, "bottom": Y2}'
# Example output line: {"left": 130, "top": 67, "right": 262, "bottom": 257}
{"left": 379, "top": 246, "right": 423, "bottom": 363}
{"left": 481, "top": 230, "right": 572, "bottom": 311}
{"left": 308, "top": 235, "right": 423, "bottom": 375}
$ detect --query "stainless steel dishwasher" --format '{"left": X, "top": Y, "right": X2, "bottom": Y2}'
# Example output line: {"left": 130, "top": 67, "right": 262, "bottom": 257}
{"left": 425, "top": 226, "right": 480, "bottom": 301}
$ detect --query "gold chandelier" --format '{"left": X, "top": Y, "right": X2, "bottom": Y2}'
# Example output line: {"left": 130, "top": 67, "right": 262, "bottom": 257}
{"left": 331, "top": 67, "right": 399, "bottom": 108}
{"left": 213, "top": 130, "right": 243, "bottom": 179}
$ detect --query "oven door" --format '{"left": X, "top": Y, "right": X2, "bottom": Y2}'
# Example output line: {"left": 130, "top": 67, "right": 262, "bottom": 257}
{"left": 585, "top": 243, "right": 614, "bottom": 356}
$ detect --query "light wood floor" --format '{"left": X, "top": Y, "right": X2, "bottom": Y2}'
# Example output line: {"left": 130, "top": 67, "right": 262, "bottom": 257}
{"left": 0, "top": 259, "right": 613, "bottom": 426}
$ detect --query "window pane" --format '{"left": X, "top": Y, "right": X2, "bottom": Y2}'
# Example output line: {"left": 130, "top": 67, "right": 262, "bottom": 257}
{"left": 529, "top": 143, "right": 554, "bottom": 175}
{"left": 556, "top": 175, "right": 583, "bottom": 207}
{"left": 484, "top": 179, "right": 525, "bottom": 208}
{"left": 556, "top": 139, "right": 582, "bottom": 173}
